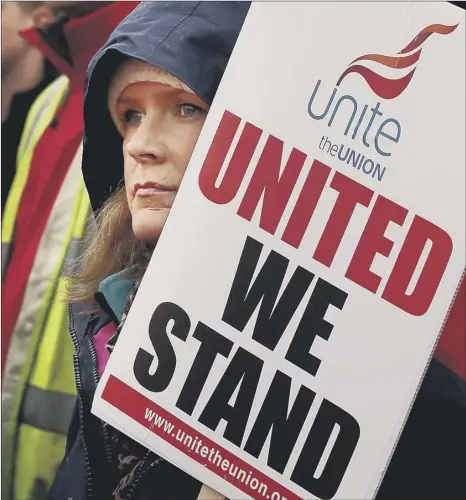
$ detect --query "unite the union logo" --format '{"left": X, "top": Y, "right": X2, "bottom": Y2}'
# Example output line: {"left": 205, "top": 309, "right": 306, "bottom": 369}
{"left": 336, "top": 23, "right": 459, "bottom": 99}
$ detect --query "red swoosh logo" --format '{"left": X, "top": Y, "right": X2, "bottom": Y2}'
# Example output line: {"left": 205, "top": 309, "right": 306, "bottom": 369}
{"left": 398, "top": 23, "right": 458, "bottom": 54}
{"left": 349, "top": 49, "right": 422, "bottom": 69}
{"left": 337, "top": 23, "right": 459, "bottom": 99}
{"left": 337, "top": 65, "right": 416, "bottom": 100}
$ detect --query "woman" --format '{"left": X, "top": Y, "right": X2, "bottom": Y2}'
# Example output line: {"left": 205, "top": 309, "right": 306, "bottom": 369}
{"left": 49, "top": 2, "right": 466, "bottom": 500}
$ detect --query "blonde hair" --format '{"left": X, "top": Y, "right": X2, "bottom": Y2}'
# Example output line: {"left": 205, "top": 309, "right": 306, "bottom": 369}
{"left": 69, "top": 187, "right": 153, "bottom": 304}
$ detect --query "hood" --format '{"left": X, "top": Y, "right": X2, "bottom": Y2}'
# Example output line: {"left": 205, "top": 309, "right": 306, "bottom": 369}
{"left": 82, "top": 1, "right": 250, "bottom": 213}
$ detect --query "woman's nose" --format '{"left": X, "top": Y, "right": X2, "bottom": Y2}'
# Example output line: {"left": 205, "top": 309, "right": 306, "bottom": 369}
{"left": 126, "top": 118, "right": 168, "bottom": 166}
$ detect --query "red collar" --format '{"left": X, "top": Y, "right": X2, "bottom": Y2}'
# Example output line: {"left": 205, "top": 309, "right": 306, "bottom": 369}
{"left": 20, "top": 2, "right": 137, "bottom": 88}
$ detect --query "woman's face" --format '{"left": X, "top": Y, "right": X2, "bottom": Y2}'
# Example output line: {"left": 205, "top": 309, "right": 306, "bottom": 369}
{"left": 108, "top": 60, "right": 209, "bottom": 242}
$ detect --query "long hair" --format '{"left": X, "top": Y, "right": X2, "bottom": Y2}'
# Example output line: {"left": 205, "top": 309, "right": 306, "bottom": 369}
{"left": 69, "top": 187, "right": 153, "bottom": 304}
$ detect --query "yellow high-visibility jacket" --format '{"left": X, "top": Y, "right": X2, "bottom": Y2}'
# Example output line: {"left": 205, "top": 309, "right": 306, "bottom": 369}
{"left": 1, "top": 75, "right": 94, "bottom": 500}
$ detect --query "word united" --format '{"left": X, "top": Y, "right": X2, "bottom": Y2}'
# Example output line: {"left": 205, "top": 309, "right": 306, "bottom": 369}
{"left": 132, "top": 110, "right": 452, "bottom": 500}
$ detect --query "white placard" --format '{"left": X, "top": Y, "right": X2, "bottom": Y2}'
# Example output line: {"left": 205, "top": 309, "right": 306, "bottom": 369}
{"left": 92, "top": 3, "right": 465, "bottom": 499}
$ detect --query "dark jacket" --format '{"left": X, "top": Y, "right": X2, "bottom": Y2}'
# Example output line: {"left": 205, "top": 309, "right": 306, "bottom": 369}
{"left": 49, "top": 2, "right": 466, "bottom": 499}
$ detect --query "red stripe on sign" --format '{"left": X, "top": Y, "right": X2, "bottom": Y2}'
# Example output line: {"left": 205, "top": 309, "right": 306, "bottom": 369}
{"left": 102, "top": 375, "right": 301, "bottom": 500}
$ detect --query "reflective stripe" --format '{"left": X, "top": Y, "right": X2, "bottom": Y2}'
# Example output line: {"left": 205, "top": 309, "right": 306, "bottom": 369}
{"left": 16, "top": 76, "right": 69, "bottom": 167}
{"left": 2, "top": 241, "right": 12, "bottom": 279}
{"left": 62, "top": 203, "right": 95, "bottom": 275}
{"left": 18, "top": 385, "right": 75, "bottom": 435}
{"left": 2, "top": 76, "right": 69, "bottom": 248}
{"left": 61, "top": 237, "right": 83, "bottom": 275}
{"left": 76, "top": 196, "right": 95, "bottom": 240}
{"left": 17, "top": 84, "right": 62, "bottom": 166}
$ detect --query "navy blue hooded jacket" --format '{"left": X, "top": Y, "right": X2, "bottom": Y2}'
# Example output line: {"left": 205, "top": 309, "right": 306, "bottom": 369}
{"left": 82, "top": 0, "right": 250, "bottom": 213}
{"left": 49, "top": 2, "right": 466, "bottom": 500}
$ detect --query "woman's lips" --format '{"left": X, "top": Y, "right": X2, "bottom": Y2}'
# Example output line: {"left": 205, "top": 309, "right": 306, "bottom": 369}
{"left": 134, "top": 182, "right": 177, "bottom": 197}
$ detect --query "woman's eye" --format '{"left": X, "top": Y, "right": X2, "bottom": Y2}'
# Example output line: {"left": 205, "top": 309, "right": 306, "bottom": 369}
{"left": 123, "top": 109, "right": 144, "bottom": 124}
{"left": 179, "top": 103, "right": 207, "bottom": 118}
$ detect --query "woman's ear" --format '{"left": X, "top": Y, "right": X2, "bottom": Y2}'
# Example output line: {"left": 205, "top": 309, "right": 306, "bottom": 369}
{"left": 32, "top": 5, "right": 56, "bottom": 28}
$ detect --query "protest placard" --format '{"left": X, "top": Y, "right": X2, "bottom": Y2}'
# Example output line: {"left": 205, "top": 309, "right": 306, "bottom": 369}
{"left": 92, "top": 2, "right": 465, "bottom": 499}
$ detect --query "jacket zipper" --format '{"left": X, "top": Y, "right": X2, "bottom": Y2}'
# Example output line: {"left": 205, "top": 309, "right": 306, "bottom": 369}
{"left": 69, "top": 304, "right": 94, "bottom": 500}
{"left": 87, "top": 334, "right": 115, "bottom": 471}
{"left": 85, "top": 291, "right": 164, "bottom": 499}
{"left": 90, "top": 293, "right": 120, "bottom": 472}
{"left": 93, "top": 291, "right": 165, "bottom": 499}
